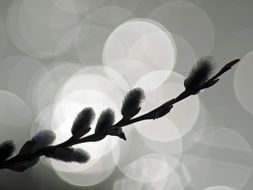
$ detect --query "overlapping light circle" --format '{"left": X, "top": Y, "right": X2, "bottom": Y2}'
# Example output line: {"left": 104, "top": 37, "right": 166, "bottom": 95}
{"left": 103, "top": 19, "right": 176, "bottom": 91}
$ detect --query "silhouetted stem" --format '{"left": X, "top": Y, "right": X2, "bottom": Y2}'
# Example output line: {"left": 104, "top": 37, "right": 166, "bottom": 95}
{"left": 0, "top": 59, "right": 239, "bottom": 171}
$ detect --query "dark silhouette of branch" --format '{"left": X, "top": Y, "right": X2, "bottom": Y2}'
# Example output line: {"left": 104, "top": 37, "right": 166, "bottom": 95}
{"left": 0, "top": 56, "right": 240, "bottom": 172}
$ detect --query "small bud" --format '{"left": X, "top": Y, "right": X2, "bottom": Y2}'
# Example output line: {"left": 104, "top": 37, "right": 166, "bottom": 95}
{"left": 46, "top": 147, "right": 90, "bottom": 163}
{"left": 71, "top": 107, "right": 95, "bottom": 138}
{"left": 184, "top": 56, "right": 215, "bottom": 91}
{"left": 121, "top": 88, "right": 145, "bottom": 119}
{"left": 95, "top": 108, "right": 115, "bottom": 135}
{"left": 19, "top": 130, "right": 55, "bottom": 155}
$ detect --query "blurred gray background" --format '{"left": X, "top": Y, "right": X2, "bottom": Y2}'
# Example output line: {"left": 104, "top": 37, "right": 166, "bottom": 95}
{"left": 0, "top": 0, "right": 252, "bottom": 189}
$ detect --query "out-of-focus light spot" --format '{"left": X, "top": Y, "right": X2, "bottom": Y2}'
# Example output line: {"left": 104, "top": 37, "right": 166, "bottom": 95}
{"left": 0, "top": 17, "right": 8, "bottom": 58}
{"left": 103, "top": 19, "right": 176, "bottom": 91}
{"left": 52, "top": 89, "right": 121, "bottom": 137}
{"left": 53, "top": 69, "right": 122, "bottom": 157}
{"left": 52, "top": 88, "right": 122, "bottom": 160}
{"left": 234, "top": 50, "right": 253, "bottom": 115}
{"left": 7, "top": 0, "right": 80, "bottom": 58}
{"left": 30, "top": 66, "right": 125, "bottom": 185}
{"left": 149, "top": 1, "right": 214, "bottom": 58}
{"left": 31, "top": 91, "right": 121, "bottom": 185}
{"left": 0, "top": 90, "right": 32, "bottom": 127}
{"left": 56, "top": 66, "right": 123, "bottom": 106}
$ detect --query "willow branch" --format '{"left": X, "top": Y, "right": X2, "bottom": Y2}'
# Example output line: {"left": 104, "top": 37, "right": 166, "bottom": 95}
{"left": 0, "top": 58, "right": 240, "bottom": 172}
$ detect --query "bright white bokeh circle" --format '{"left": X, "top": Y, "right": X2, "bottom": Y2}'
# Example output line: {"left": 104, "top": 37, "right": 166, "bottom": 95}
{"left": 30, "top": 66, "right": 126, "bottom": 186}
{"left": 49, "top": 91, "right": 121, "bottom": 185}
{"left": 31, "top": 95, "right": 121, "bottom": 186}
{"left": 103, "top": 19, "right": 176, "bottom": 91}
